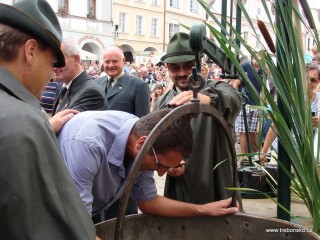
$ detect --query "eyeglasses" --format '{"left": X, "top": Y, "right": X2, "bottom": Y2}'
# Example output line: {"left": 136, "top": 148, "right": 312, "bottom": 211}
{"left": 152, "top": 147, "right": 171, "bottom": 171}
{"left": 167, "top": 62, "right": 195, "bottom": 73}
{"left": 152, "top": 147, "right": 186, "bottom": 172}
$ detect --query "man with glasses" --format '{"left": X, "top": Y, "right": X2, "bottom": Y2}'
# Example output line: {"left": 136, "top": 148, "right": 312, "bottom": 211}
{"left": 154, "top": 32, "right": 242, "bottom": 206}
{"left": 58, "top": 109, "right": 240, "bottom": 224}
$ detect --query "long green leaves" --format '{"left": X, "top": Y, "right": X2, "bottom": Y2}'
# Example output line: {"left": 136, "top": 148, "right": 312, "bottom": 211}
{"left": 197, "top": 0, "right": 320, "bottom": 233}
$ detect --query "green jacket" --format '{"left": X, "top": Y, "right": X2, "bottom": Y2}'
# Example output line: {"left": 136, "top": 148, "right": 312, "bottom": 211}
{"left": 0, "top": 67, "right": 95, "bottom": 239}
{"left": 154, "top": 80, "right": 242, "bottom": 204}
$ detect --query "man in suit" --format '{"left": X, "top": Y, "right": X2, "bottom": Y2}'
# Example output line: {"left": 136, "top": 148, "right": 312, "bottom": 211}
{"left": 52, "top": 37, "right": 105, "bottom": 115}
{"left": 94, "top": 46, "right": 150, "bottom": 220}
{"left": 95, "top": 46, "right": 150, "bottom": 118}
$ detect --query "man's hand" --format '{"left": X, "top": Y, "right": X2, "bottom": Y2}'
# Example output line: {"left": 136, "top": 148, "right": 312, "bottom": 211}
{"left": 199, "top": 198, "right": 240, "bottom": 216}
{"left": 50, "top": 109, "right": 79, "bottom": 134}
{"left": 168, "top": 90, "right": 210, "bottom": 106}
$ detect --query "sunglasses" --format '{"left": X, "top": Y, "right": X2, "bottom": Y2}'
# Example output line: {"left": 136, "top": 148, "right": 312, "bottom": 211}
{"left": 167, "top": 62, "right": 195, "bottom": 73}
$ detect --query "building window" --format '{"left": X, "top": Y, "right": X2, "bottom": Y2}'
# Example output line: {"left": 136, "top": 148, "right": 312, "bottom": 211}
{"left": 169, "top": 23, "right": 180, "bottom": 39}
{"left": 151, "top": 0, "right": 158, "bottom": 5}
{"left": 243, "top": 31, "right": 248, "bottom": 43}
{"left": 190, "top": 0, "right": 198, "bottom": 13}
{"left": 256, "top": 34, "right": 261, "bottom": 48}
{"left": 87, "top": 0, "right": 96, "bottom": 19}
{"left": 136, "top": 15, "right": 143, "bottom": 35}
{"left": 151, "top": 18, "right": 158, "bottom": 37}
{"left": 170, "top": 0, "right": 180, "bottom": 9}
{"left": 58, "top": 0, "right": 68, "bottom": 16}
{"left": 119, "top": 12, "right": 127, "bottom": 33}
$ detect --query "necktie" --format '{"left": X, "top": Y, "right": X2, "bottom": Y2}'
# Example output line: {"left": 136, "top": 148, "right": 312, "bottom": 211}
{"left": 106, "top": 78, "right": 114, "bottom": 94}
{"left": 59, "top": 86, "right": 68, "bottom": 103}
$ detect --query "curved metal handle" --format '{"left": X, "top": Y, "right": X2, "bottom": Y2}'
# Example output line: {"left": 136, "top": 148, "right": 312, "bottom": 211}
{"left": 114, "top": 103, "right": 238, "bottom": 240}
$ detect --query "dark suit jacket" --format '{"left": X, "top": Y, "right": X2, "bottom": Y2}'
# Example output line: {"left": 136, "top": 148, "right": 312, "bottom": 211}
{"left": 52, "top": 71, "right": 105, "bottom": 115}
{"left": 95, "top": 74, "right": 150, "bottom": 117}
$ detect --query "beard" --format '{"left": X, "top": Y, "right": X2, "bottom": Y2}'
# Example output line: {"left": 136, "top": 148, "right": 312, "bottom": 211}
{"left": 173, "top": 76, "right": 191, "bottom": 91}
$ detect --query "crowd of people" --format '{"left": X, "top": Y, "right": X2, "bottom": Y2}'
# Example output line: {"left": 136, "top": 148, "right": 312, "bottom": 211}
{"left": 3, "top": 0, "right": 320, "bottom": 239}
{"left": 1, "top": 2, "right": 241, "bottom": 238}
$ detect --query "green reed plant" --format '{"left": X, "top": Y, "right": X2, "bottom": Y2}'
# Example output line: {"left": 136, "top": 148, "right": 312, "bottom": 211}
{"left": 197, "top": 0, "right": 320, "bottom": 233}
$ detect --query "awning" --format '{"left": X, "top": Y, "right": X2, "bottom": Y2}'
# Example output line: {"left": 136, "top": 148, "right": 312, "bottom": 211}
{"left": 80, "top": 49, "right": 97, "bottom": 61}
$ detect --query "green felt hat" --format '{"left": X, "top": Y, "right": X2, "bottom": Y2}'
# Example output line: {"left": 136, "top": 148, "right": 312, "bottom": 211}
{"left": 0, "top": 0, "right": 65, "bottom": 67}
{"left": 161, "top": 32, "right": 195, "bottom": 64}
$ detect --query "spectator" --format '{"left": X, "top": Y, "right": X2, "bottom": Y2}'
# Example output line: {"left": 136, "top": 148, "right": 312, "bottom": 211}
{"left": 95, "top": 46, "right": 150, "bottom": 118}
{"left": 124, "top": 61, "right": 131, "bottom": 74}
{"left": 233, "top": 55, "right": 263, "bottom": 155}
{"left": 155, "top": 70, "right": 168, "bottom": 92}
{"left": 0, "top": 0, "right": 96, "bottom": 239}
{"left": 154, "top": 32, "right": 242, "bottom": 206}
{"left": 146, "top": 62, "right": 157, "bottom": 81}
{"left": 150, "top": 84, "right": 164, "bottom": 111}
{"left": 260, "top": 62, "right": 320, "bottom": 164}
{"left": 52, "top": 37, "right": 105, "bottom": 115}
{"left": 57, "top": 109, "right": 240, "bottom": 223}
{"left": 201, "top": 62, "right": 209, "bottom": 79}
{"left": 312, "top": 45, "right": 319, "bottom": 57}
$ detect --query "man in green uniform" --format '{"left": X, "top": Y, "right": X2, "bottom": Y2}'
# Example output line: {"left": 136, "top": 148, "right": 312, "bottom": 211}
{"left": 154, "top": 32, "right": 242, "bottom": 205}
{"left": 0, "top": 1, "right": 96, "bottom": 239}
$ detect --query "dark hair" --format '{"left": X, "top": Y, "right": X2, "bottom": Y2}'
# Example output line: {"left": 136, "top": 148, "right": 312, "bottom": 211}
{"left": 0, "top": 23, "right": 49, "bottom": 62}
{"left": 133, "top": 109, "right": 193, "bottom": 158}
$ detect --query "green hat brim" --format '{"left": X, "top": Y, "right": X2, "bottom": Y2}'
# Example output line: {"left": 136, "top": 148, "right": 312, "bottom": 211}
{"left": 0, "top": 2, "right": 65, "bottom": 67}
{"left": 161, "top": 53, "right": 195, "bottom": 64}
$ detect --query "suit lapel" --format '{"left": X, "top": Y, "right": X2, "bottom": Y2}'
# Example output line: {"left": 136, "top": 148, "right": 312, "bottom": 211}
{"left": 106, "top": 76, "right": 125, "bottom": 99}
{"left": 106, "top": 82, "right": 124, "bottom": 98}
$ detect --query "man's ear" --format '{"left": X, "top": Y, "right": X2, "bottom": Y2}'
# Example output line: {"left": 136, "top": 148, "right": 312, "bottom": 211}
{"left": 24, "top": 39, "right": 38, "bottom": 65}
{"left": 136, "top": 136, "right": 147, "bottom": 150}
{"left": 74, "top": 54, "right": 81, "bottom": 64}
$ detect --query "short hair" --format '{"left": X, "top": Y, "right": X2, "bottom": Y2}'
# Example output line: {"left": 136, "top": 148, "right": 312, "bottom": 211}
{"left": 306, "top": 62, "right": 320, "bottom": 80}
{"left": 133, "top": 109, "right": 193, "bottom": 159}
{"left": 62, "top": 36, "right": 80, "bottom": 57}
{"left": 140, "top": 67, "right": 148, "bottom": 72}
{"left": 0, "top": 23, "right": 48, "bottom": 62}
{"left": 147, "top": 62, "right": 154, "bottom": 68}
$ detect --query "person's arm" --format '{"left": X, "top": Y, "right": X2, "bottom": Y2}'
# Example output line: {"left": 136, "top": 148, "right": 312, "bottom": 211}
{"left": 138, "top": 195, "right": 239, "bottom": 217}
{"left": 233, "top": 79, "right": 241, "bottom": 90}
{"left": 260, "top": 123, "right": 278, "bottom": 164}
{"left": 72, "top": 88, "right": 106, "bottom": 112}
